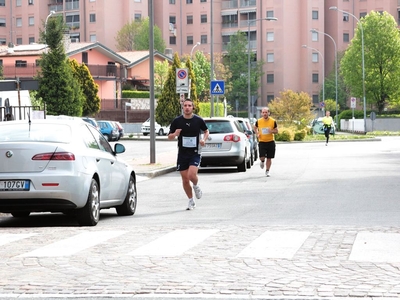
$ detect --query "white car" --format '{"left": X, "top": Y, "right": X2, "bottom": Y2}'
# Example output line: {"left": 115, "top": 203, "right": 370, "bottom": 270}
{"left": 0, "top": 119, "right": 137, "bottom": 226}
{"left": 141, "top": 118, "right": 170, "bottom": 136}
{"left": 201, "top": 117, "right": 252, "bottom": 172}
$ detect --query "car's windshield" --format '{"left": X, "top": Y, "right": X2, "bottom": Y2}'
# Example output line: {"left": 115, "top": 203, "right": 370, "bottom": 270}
{"left": 205, "top": 121, "right": 233, "bottom": 134}
{"left": 0, "top": 123, "right": 72, "bottom": 143}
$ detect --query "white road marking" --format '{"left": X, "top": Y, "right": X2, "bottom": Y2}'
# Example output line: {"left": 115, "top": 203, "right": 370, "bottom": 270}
{"left": 350, "top": 231, "right": 400, "bottom": 262}
{"left": 129, "top": 229, "right": 218, "bottom": 256}
{"left": 0, "top": 233, "right": 35, "bottom": 246}
{"left": 236, "top": 230, "right": 311, "bottom": 259}
{"left": 18, "top": 231, "right": 126, "bottom": 257}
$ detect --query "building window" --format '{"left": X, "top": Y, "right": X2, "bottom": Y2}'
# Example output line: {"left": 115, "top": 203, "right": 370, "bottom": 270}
{"left": 201, "top": 14, "right": 207, "bottom": 23}
{"left": 29, "top": 37, "right": 35, "bottom": 44}
{"left": 222, "top": 15, "right": 238, "bottom": 28}
{"left": 0, "top": 18, "right": 6, "bottom": 27}
{"left": 267, "top": 74, "right": 274, "bottom": 83}
{"left": 360, "top": 12, "right": 367, "bottom": 18}
{"left": 134, "top": 0, "right": 141, "bottom": 2}
{"left": 65, "top": 0, "right": 79, "bottom": 10}
{"left": 311, "top": 32, "right": 318, "bottom": 42}
{"left": 169, "top": 36, "right": 176, "bottom": 45}
{"left": 66, "top": 13, "right": 80, "bottom": 29}
{"left": 90, "top": 34, "right": 96, "bottom": 42}
{"left": 187, "top": 15, "right": 193, "bottom": 24}
{"left": 186, "top": 0, "right": 192, "bottom": 3}
{"left": 267, "top": 95, "right": 274, "bottom": 102}
{"left": 28, "top": 0, "right": 33, "bottom": 5}
{"left": 312, "top": 10, "right": 318, "bottom": 20}
{"left": 169, "top": 16, "right": 176, "bottom": 24}
{"left": 134, "top": 13, "right": 141, "bottom": 21}
{"left": 82, "top": 52, "right": 88, "bottom": 64}
{"left": 0, "top": 0, "right": 4, "bottom": 6}
{"left": 312, "top": 73, "right": 319, "bottom": 83}
{"left": 343, "top": 33, "right": 349, "bottom": 42}
{"left": 16, "top": 60, "right": 27, "bottom": 67}
{"left": 35, "top": 59, "right": 40, "bottom": 66}
{"left": 0, "top": 38, "right": 6, "bottom": 45}
{"left": 267, "top": 53, "right": 274, "bottom": 63}
{"left": 16, "top": 38, "right": 22, "bottom": 44}
{"left": 201, "top": 34, "right": 207, "bottom": 44}
{"left": 29, "top": 16, "right": 34, "bottom": 26}
{"left": 16, "top": 0, "right": 21, "bottom": 6}
{"left": 200, "top": 0, "right": 206, "bottom": 2}
{"left": 16, "top": 18, "right": 22, "bottom": 27}
{"left": 312, "top": 95, "right": 319, "bottom": 104}
{"left": 267, "top": 32, "right": 274, "bottom": 42}
{"left": 70, "top": 33, "right": 80, "bottom": 42}
{"left": 89, "top": 14, "right": 96, "bottom": 22}
{"left": 266, "top": 10, "right": 274, "bottom": 18}
{"left": 312, "top": 53, "right": 318, "bottom": 63}
{"left": 169, "top": 0, "right": 175, "bottom": 3}
{"left": 187, "top": 35, "right": 193, "bottom": 45}
{"left": 343, "top": 13, "right": 349, "bottom": 22}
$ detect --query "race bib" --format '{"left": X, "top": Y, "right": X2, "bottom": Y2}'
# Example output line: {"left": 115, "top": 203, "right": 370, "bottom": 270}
{"left": 261, "top": 127, "right": 270, "bottom": 134}
{"left": 182, "top": 136, "right": 197, "bottom": 148}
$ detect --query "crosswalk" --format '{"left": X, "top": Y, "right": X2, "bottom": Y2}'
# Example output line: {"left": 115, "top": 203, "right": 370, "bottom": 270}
{"left": 1, "top": 229, "right": 400, "bottom": 262}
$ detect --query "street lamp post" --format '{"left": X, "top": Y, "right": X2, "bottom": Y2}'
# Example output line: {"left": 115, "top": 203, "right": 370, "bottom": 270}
{"left": 247, "top": 17, "right": 277, "bottom": 120}
{"left": 190, "top": 42, "right": 200, "bottom": 58}
{"left": 302, "top": 45, "right": 325, "bottom": 112}
{"left": 45, "top": 11, "right": 56, "bottom": 36}
{"left": 311, "top": 29, "right": 338, "bottom": 125}
{"left": 329, "top": 6, "right": 366, "bottom": 133}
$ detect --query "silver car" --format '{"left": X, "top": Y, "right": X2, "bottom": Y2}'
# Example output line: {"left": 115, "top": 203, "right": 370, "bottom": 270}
{"left": 201, "top": 117, "right": 251, "bottom": 172}
{"left": 0, "top": 119, "right": 137, "bottom": 226}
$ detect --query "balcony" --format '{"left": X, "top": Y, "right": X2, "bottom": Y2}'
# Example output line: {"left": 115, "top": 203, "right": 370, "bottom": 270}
{"left": 222, "top": 0, "right": 238, "bottom": 9}
{"left": 2, "top": 63, "right": 123, "bottom": 80}
{"left": 240, "top": 0, "right": 256, "bottom": 8}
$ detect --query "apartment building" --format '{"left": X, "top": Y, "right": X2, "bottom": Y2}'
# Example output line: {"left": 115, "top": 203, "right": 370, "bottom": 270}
{"left": 0, "top": 0, "right": 399, "bottom": 110}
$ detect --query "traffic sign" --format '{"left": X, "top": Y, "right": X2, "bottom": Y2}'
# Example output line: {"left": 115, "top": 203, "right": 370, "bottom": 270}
{"left": 176, "top": 68, "right": 189, "bottom": 88}
{"left": 350, "top": 97, "right": 356, "bottom": 108}
{"left": 210, "top": 80, "right": 225, "bottom": 95}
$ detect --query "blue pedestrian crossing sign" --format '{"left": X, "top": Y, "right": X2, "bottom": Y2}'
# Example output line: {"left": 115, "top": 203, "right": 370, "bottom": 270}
{"left": 210, "top": 80, "right": 225, "bottom": 95}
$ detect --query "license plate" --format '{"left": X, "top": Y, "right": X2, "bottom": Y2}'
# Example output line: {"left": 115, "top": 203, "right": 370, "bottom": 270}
{"left": 205, "top": 143, "right": 221, "bottom": 148}
{"left": 0, "top": 180, "right": 30, "bottom": 191}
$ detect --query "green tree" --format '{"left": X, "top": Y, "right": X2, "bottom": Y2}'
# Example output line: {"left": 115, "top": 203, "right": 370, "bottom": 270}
{"left": 115, "top": 18, "right": 166, "bottom": 52}
{"left": 155, "top": 53, "right": 182, "bottom": 126}
{"left": 192, "top": 51, "right": 211, "bottom": 100}
{"left": 340, "top": 11, "right": 400, "bottom": 112}
{"left": 185, "top": 57, "right": 198, "bottom": 101}
{"left": 224, "top": 31, "right": 263, "bottom": 111}
{"left": 154, "top": 60, "right": 169, "bottom": 94}
{"left": 69, "top": 59, "right": 101, "bottom": 116}
{"left": 37, "top": 16, "right": 83, "bottom": 116}
{"left": 268, "top": 90, "right": 315, "bottom": 127}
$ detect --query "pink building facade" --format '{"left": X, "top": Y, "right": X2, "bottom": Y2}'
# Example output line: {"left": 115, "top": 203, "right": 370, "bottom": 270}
{"left": 0, "top": 0, "right": 399, "bottom": 110}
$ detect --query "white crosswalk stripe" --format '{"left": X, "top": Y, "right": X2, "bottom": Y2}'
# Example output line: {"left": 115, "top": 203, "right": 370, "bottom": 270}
{"left": 18, "top": 230, "right": 126, "bottom": 257}
{"left": 0, "top": 233, "right": 35, "bottom": 246}
{"left": 129, "top": 229, "right": 218, "bottom": 256}
{"left": 236, "top": 230, "right": 311, "bottom": 259}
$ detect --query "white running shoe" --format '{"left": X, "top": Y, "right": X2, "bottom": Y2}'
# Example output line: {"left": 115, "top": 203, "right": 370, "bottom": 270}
{"left": 265, "top": 170, "right": 270, "bottom": 177}
{"left": 260, "top": 160, "right": 265, "bottom": 169}
{"left": 187, "top": 199, "right": 196, "bottom": 210}
{"left": 193, "top": 185, "right": 202, "bottom": 199}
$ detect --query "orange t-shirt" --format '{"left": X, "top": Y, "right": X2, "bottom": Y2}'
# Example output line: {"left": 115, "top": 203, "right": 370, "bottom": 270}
{"left": 256, "top": 117, "right": 277, "bottom": 142}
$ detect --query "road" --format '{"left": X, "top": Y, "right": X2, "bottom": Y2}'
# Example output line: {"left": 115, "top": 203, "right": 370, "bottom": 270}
{"left": 0, "top": 137, "right": 400, "bottom": 299}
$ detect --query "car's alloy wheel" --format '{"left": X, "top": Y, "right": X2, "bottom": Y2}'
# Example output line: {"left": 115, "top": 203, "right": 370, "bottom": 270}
{"left": 116, "top": 175, "right": 137, "bottom": 216}
{"left": 77, "top": 179, "right": 100, "bottom": 226}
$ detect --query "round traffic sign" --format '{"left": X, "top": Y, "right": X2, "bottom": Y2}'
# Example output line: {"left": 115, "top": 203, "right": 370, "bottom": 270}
{"left": 177, "top": 69, "right": 187, "bottom": 80}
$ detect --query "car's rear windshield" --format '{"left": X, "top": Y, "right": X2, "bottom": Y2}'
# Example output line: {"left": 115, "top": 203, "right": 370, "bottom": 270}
{"left": 0, "top": 123, "right": 72, "bottom": 143}
{"left": 205, "top": 120, "right": 234, "bottom": 134}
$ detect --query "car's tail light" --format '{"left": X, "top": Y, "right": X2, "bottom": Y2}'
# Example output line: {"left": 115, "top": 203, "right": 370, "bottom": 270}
{"left": 223, "top": 134, "right": 241, "bottom": 142}
{"left": 32, "top": 152, "right": 75, "bottom": 161}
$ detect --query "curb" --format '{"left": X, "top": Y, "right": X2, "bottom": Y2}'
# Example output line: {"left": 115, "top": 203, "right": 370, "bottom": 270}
{"left": 136, "top": 165, "right": 176, "bottom": 178}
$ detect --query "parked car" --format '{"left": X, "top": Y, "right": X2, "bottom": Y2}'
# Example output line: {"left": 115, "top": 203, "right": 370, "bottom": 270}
{"left": 82, "top": 117, "right": 99, "bottom": 130}
{"left": 233, "top": 117, "right": 258, "bottom": 165}
{"left": 0, "top": 119, "right": 137, "bottom": 226}
{"left": 113, "top": 121, "right": 124, "bottom": 140}
{"left": 201, "top": 117, "right": 251, "bottom": 172}
{"left": 311, "top": 117, "right": 336, "bottom": 135}
{"left": 98, "top": 120, "right": 119, "bottom": 141}
{"left": 141, "top": 118, "right": 170, "bottom": 136}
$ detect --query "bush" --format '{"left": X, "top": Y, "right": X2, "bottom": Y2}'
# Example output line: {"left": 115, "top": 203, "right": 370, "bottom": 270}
{"left": 275, "top": 128, "right": 294, "bottom": 141}
{"left": 294, "top": 128, "right": 307, "bottom": 141}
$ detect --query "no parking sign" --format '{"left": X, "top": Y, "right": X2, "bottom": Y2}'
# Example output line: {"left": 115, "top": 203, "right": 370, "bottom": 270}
{"left": 176, "top": 68, "right": 189, "bottom": 93}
